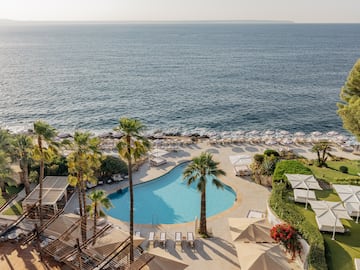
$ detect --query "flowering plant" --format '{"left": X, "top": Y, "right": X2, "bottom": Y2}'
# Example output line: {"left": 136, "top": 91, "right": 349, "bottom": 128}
{"left": 270, "top": 223, "right": 302, "bottom": 260}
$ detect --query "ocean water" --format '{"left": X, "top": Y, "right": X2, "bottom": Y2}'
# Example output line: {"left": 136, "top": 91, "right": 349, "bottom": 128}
{"left": 0, "top": 23, "right": 360, "bottom": 135}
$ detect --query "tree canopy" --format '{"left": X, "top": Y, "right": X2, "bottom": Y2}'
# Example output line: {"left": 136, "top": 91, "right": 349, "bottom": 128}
{"left": 338, "top": 59, "right": 360, "bottom": 140}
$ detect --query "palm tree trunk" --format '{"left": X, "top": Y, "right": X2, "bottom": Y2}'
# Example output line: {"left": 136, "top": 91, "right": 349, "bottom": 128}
{"left": 23, "top": 158, "right": 30, "bottom": 195}
{"left": 127, "top": 135, "right": 135, "bottom": 263}
{"left": 81, "top": 180, "right": 87, "bottom": 243}
{"left": 200, "top": 184, "right": 207, "bottom": 236}
{"left": 93, "top": 203, "right": 97, "bottom": 245}
{"left": 38, "top": 136, "right": 44, "bottom": 227}
{"left": 39, "top": 159, "right": 44, "bottom": 227}
{"left": 76, "top": 181, "right": 85, "bottom": 242}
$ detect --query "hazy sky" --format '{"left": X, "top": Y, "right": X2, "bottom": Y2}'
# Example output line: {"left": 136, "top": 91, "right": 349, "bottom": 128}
{"left": 1, "top": 0, "right": 360, "bottom": 23}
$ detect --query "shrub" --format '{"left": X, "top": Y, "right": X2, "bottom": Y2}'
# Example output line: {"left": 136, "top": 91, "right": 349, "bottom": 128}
{"left": 264, "top": 149, "right": 280, "bottom": 157}
{"left": 269, "top": 183, "right": 327, "bottom": 270}
{"left": 270, "top": 223, "right": 302, "bottom": 260}
{"left": 273, "top": 160, "right": 312, "bottom": 183}
{"left": 339, "top": 166, "right": 348, "bottom": 174}
{"left": 253, "top": 154, "right": 264, "bottom": 163}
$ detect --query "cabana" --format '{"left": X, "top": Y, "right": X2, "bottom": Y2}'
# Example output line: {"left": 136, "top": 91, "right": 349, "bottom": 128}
{"left": 229, "top": 155, "right": 252, "bottom": 176}
{"left": 285, "top": 174, "right": 322, "bottom": 208}
{"left": 309, "top": 200, "right": 352, "bottom": 240}
{"left": 22, "top": 176, "right": 69, "bottom": 214}
{"left": 333, "top": 184, "right": 360, "bottom": 223}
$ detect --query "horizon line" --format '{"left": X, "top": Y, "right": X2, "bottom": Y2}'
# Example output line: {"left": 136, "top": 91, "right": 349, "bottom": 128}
{"left": 1, "top": 19, "right": 360, "bottom": 24}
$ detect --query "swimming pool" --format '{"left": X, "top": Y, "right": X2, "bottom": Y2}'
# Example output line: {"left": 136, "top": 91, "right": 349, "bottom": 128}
{"left": 106, "top": 162, "right": 236, "bottom": 224}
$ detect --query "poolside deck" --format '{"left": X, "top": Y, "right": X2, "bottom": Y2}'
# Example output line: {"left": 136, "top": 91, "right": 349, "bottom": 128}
{"left": 61, "top": 140, "right": 358, "bottom": 269}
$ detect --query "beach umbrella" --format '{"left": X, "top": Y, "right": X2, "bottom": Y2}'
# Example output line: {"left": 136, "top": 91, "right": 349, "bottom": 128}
{"left": 247, "top": 130, "right": 260, "bottom": 136}
{"left": 264, "top": 130, "right": 275, "bottom": 135}
{"left": 333, "top": 184, "right": 360, "bottom": 223}
{"left": 326, "top": 131, "right": 339, "bottom": 137}
{"left": 233, "top": 242, "right": 292, "bottom": 270}
{"left": 140, "top": 247, "right": 189, "bottom": 270}
{"left": 311, "top": 131, "right": 322, "bottom": 137}
{"left": 309, "top": 200, "right": 352, "bottom": 240}
{"left": 228, "top": 218, "right": 274, "bottom": 243}
{"left": 285, "top": 174, "right": 322, "bottom": 209}
{"left": 279, "top": 130, "right": 290, "bottom": 136}
{"left": 294, "top": 131, "right": 305, "bottom": 137}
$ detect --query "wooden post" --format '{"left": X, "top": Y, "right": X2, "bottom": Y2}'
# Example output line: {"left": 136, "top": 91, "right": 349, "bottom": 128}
{"left": 35, "top": 224, "right": 43, "bottom": 262}
{"left": 76, "top": 238, "right": 83, "bottom": 270}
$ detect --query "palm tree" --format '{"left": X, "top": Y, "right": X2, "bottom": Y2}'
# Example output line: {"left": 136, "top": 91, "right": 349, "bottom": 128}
{"left": 67, "top": 131, "right": 102, "bottom": 242}
{"left": 311, "top": 141, "right": 332, "bottom": 167}
{"left": 87, "top": 189, "right": 112, "bottom": 244}
{"left": 115, "top": 117, "right": 150, "bottom": 263}
{"left": 32, "top": 120, "right": 58, "bottom": 226}
{"left": 12, "top": 134, "right": 33, "bottom": 195}
{"left": 183, "top": 152, "right": 226, "bottom": 237}
{"left": 0, "top": 150, "right": 13, "bottom": 196}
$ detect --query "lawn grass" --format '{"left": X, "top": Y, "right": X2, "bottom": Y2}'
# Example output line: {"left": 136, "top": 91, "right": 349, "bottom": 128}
{"left": 327, "top": 160, "right": 360, "bottom": 175}
{"left": 296, "top": 188, "right": 360, "bottom": 270}
{"left": 0, "top": 184, "right": 24, "bottom": 214}
{"left": 307, "top": 164, "right": 360, "bottom": 184}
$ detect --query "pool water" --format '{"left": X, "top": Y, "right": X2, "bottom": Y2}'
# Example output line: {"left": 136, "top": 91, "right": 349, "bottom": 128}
{"left": 106, "top": 162, "right": 236, "bottom": 224}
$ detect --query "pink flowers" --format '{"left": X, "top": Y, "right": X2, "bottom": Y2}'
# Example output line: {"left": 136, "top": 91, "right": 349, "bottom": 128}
{"left": 270, "top": 223, "right": 302, "bottom": 260}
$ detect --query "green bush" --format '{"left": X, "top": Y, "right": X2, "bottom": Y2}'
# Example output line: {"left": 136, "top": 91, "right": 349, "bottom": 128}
{"left": 339, "top": 166, "right": 348, "bottom": 174}
{"left": 264, "top": 149, "right": 280, "bottom": 157}
{"left": 273, "top": 160, "right": 312, "bottom": 182}
{"left": 269, "top": 183, "right": 327, "bottom": 270}
{"left": 253, "top": 154, "right": 264, "bottom": 163}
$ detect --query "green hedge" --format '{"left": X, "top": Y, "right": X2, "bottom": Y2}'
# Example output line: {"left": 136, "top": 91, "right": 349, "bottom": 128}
{"left": 273, "top": 160, "right": 312, "bottom": 182}
{"left": 269, "top": 183, "right": 327, "bottom": 270}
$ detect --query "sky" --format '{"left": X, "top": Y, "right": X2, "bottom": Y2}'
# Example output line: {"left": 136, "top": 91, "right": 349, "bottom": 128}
{"left": 0, "top": 0, "right": 360, "bottom": 23}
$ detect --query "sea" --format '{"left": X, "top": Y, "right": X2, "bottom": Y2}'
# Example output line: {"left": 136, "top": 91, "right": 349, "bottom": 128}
{"left": 0, "top": 22, "right": 360, "bottom": 137}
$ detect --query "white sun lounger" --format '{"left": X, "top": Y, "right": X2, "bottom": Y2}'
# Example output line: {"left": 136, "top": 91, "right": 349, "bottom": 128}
{"left": 148, "top": 232, "right": 155, "bottom": 247}
{"left": 175, "top": 232, "right": 182, "bottom": 250}
{"left": 135, "top": 231, "right": 141, "bottom": 237}
{"left": 187, "top": 232, "right": 195, "bottom": 250}
{"left": 150, "top": 157, "right": 167, "bottom": 166}
{"left": 160, "top": 232, "right": 166, "bottom": 249}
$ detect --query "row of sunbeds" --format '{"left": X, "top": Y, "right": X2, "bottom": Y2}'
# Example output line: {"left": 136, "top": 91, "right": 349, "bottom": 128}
{"left": 147, "top": 231, "right": 195, "bottom": 251}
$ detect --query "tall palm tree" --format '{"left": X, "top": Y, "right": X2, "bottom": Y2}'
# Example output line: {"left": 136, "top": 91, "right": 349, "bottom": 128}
{"left": 183, "top": 152, "right": 226, "bottom": 237}
{"left": 67, "top": 131, "right": 102, "bottom": 242}
{"left": 0, "top": 150, "right": 13, "bottom": 196}
{"left": 32, "top": 120, "right": 58, "bottom": 226}
{"left": 12, "top": 134, "right": 33, "bottom": 195}
{"left": 115, "top": 117, "right": 150, "bottom": 263}
{"left": 87, "top": 189, "right": 112, "bottom": 244}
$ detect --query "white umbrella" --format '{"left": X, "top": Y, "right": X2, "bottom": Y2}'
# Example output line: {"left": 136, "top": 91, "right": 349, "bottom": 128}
{"left": 264, "top": 130, "right": 275, "bottom": 135}
{"left": 247, "top": 130, "right": 260, "bottom": 136}
{"left": 229, "top": 155, "right": 252, "bottom": 166}
{"left": 279, "top": 130, "right": 290, "bottom": 135}
{"left": 309, "top": 200, "right": 352, "bottom": 240}
{"left": 333, "top": 184, "right": 360, "bottom": 223}
{"left": 149, "top": 148, "right": 169, "bottom": 158}
{"left": 311, "top": 131, "right": 322, "bottom": 137}
{"left": 327, "top": 131, "right": 339, "bottom": 137}
{"left": 285, "top": 174, "right": 322, "bottom": 209}
{"left": 294, "top": 131, "right": 305, "bottom": 137}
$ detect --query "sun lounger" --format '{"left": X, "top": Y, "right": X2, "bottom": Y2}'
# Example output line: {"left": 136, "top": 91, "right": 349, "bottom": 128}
{"left": 150, "top": 157, "right": 167, "bottom": 166}
{"left": 355, "top": 258, "right": 360, "bottom": 270}
{"left": 160, "top": 232, "right": 166, "bottom": 249}
{"left": 175, "top": 232, "right": 182, "bottom": 250}
{"left": 135, "top": 231, "right": 141, "bottom": 237}
{"left": 148, "top": 232, "right": 155, "bottom": 247}
{"left": 187, "top": 232, "right": 195, "bottom": 250}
